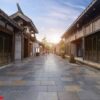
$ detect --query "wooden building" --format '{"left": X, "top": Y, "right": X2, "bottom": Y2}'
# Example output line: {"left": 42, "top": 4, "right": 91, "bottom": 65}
{"left": 62, "top": 0, "right": 100, "bottom": 66}
{"left": 0, "top": 9, "right": 21, "bottom": 66}
{"left": 10, "top": 4, "right": 38, "bottom": 61}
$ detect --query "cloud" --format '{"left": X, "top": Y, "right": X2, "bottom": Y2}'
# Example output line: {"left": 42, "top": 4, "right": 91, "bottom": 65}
{"left": 55, "top": 0, "right": 92, "bottom": 10}
{"left": 3, "top": 0, "right": 20, "bottom": 3}
{"left": 61, "top": 2, "right": 85, "bottom": 9}
{"left": 0, "top": 0, "right": 92, "bottom": 43}
{"left": 36, "top": 27, "right": 64, "bottom": 43}
{"left": 34, "top": 0, "right": 92, "bottom": 43}
{"left": 33, "top": 1, "right": 82, "bottom": 43}
{"left": 34, "top": 2, "right": 80, "bottom": 34}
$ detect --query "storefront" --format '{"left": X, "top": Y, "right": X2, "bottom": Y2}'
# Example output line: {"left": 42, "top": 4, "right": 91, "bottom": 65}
{"left": 0, "top": 9, "right": 21, "bottom": 66}
{"left": 0, "top": 32, "right": 13, "bottom": 66}
{"left": 10, "top": 3, "right": 38, "bottom": 60}
{"left": 85, "top": 31, "right": 100, "bottom": 63}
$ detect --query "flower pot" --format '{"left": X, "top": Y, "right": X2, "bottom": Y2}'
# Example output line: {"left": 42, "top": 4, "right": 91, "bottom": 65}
{"left": 69, "top": 54, "right": 76, "bottom": 63}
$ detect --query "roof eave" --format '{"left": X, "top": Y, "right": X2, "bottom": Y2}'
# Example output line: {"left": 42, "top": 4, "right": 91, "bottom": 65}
{"left": 0, "top": 9, "right": 21, "bottom": 30}
{"left": 10, "top": 12, "right": 38, "bottom": 33}
{"left": 63, "top": 0, "right": 98, "bottom": 37}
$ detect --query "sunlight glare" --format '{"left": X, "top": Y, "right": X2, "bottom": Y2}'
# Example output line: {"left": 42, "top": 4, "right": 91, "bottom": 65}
{"left": 47, "top": 35, "right": 61, "bottom": 44}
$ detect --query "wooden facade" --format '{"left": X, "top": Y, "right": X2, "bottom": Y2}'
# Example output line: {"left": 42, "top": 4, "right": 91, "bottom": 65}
{"left": 0, "top": 9, "right": 21, "bottom": 66}
{"left": 0, "top": 4, "right": 38, "bottom": 66}
{"left": 62, "top": 0, "right": 100, "bottom": 64}
{"left": 10, "top": 4, "right": 38, "bottom": 60}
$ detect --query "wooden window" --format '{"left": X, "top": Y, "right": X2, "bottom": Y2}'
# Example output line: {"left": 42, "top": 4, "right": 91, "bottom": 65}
{"left": 93, "top": 17, "right": 100, "bottom": 32}
{"left": 97, "top": 33, "right": 100, "bottom": 63}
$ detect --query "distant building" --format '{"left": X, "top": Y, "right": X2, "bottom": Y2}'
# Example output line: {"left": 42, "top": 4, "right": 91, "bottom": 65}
{"left": 10, "top": 4, "right": 38, "bottom": 61}
{"left": 62, "top": 0, "right": 100, "bottom": 67}
{"left": 33, "top": 40, "right": 44, "bottom": 56}
{"left": 55, "top": 41, "right": 63, "bottom": 55}
{"left": 0, "top": 9, "right": 21, "bottom": 66}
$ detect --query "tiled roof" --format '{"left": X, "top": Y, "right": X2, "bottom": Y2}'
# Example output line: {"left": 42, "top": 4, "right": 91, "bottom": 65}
{"left": 0, "top": 9, "right": 21, "bottom": 30}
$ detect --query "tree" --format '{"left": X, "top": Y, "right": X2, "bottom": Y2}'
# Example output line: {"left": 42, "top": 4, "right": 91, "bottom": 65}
{"left": 41, "top": 37, "right": 51, "bottom": 53}
{"left": 60, "top": 40, "right": 65, "bottom": 54}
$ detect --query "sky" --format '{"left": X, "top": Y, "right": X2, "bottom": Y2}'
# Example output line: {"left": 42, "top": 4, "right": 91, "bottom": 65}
{"left": 0, "top": 0, "right": 92, "bottom": 43}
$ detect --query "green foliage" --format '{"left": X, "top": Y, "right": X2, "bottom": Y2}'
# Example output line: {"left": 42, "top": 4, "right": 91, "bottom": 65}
{"left": 41, "top": 37, "right": 52, "bottom": 50}
{"left": 60, "top": 41, "right": 65, "bottom": 54}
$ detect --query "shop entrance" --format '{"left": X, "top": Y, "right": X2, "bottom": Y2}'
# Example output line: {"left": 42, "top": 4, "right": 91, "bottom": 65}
{"left": 0, "top": 32, "right": 13, "bottom": 66}
{"left": 24, "top": 38, "right": 28, "bottom": 58}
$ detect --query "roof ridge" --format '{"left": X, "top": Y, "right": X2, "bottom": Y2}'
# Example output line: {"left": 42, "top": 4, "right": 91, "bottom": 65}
{"left": 17, "top": 3, "right": 24, "bottom": 15}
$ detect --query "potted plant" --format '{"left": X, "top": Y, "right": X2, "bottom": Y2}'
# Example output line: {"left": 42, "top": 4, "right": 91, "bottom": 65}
{"left": 69, "top": 54, "right": 76, "bottom": 63}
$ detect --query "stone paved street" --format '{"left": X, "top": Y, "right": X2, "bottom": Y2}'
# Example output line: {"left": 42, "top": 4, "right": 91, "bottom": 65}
{"left": 0, "top": 54, "right": 100, "bottom": 100}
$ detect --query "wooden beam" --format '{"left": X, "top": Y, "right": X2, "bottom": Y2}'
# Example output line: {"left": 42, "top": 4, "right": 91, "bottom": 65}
{"left": 0, "top": 25, "right": 14, "bottom": 35}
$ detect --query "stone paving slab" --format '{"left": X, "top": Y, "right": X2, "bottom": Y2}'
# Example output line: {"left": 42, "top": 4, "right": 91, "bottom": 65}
{"left": 37, "top": 92, "right": 58, "bottom": 100}
{"left": 47, "top": 85, "right": 63, "bottom": 92}
{"left": 78, "top": 90, "right": 100, "bottom": 100}
{"left": 58, "top": 92, "right": 79, "bottom": 100}
{"left": 40, "top": 81, "right": 55, "bottom": 85}
{"left": 0, "top": 54, "right": 100, "bottom": 100}
{"left": 64, "top": 85, "right": 82, "bottom": 92}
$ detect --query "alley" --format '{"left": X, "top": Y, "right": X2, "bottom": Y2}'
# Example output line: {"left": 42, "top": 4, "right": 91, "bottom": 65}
{"left": 0, "top": 54, "right": 100, "bottom": 100}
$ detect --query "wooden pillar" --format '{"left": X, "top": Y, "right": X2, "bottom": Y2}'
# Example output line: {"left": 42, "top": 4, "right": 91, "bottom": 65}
{"left": 96, "top": 35, "right": 98, "bottom": 62}
{"left": 82, "top": 37, "right": 85, "bottom": 60}
{"left": 21, "top": 33, "right": 24, "bottom": 60}
{"left": 12, "top": 33, "right": 15, "bottom": 62}
{"left": 28, "top": 38, "right": 30, "bottom": 57}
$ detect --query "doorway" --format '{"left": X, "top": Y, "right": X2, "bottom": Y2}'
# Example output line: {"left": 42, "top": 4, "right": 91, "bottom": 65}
{"left": 0, "top": 32, "right": 13, "bottom": 66}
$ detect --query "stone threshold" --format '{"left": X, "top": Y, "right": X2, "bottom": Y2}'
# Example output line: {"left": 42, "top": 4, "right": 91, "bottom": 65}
{"left": 75, "top": 57, "right": 100, "bottom": 70}
{"left": 0, "top": 57, "right": 34, "bottom": 70}
{"left": 65, "top": 55, "right": 100, "bottom": 70}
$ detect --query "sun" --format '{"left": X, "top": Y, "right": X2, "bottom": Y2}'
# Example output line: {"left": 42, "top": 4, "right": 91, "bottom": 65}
{"left": 47, "top": 35, "right": 60, "bottom": 44}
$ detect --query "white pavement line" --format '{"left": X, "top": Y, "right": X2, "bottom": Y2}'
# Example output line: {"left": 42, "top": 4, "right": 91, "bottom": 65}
{"left": 0, "top": 63, "right": 13, "bottom": 70}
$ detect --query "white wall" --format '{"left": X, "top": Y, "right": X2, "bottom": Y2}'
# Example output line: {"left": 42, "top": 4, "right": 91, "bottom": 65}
{"left": 15, "top": 33, "right": 22, "bottom": 61}
{"left": 33, "top": 42, "right": 40, "bottom": 56}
